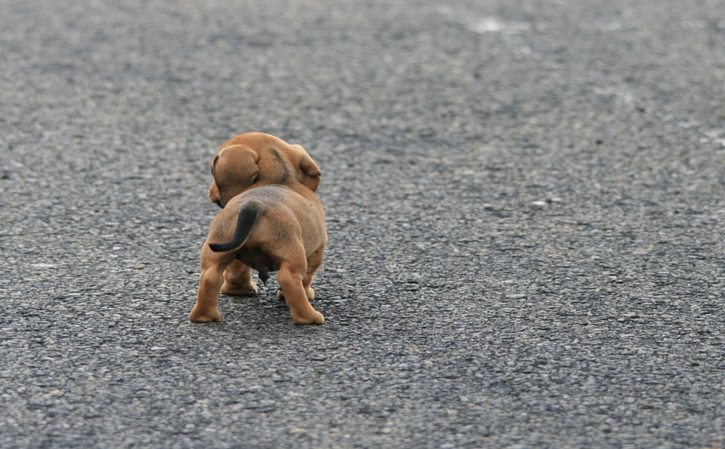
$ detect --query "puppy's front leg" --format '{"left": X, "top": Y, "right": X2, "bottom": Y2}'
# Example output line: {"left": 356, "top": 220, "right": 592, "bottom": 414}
{"left": 277, "top": 261, "right": 325, "bottom": 325}
{"left": 222, "top": 260, "right": 258, "bottom": 296}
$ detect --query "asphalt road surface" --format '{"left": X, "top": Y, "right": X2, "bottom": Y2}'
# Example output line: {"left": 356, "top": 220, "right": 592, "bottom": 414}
{"left": 1, "top": 1, "right": 723, "bottom": 448}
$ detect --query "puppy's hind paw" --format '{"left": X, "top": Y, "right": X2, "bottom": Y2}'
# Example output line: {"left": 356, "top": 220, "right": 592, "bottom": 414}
{"left": 189, "top": 308, "right": 222, "bottom": 323}
{"left": 291, "top": 310, "right": 325, "bottom": 325}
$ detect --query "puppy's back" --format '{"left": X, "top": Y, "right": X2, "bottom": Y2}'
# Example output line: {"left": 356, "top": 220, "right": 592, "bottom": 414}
{"left": 208, "top": 185, "right": 325, "bottom": 254}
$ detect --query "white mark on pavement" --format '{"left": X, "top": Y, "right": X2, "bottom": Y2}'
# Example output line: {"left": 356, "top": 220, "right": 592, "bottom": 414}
{"left": 470, "top": 17, "right": 531, "bottom": 34}
{"left": 31, "top": 263, "right": 56, "bottom": 268}
{"left": 437, "top": 7, "right": 533, "bottom": 35}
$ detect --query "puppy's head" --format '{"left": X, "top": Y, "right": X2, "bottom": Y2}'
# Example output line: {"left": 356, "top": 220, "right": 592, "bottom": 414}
{"left": 208, "top": 145, "right": 259, "bottom": 208}
{"left": 208, "top": 134, "right": 321, "bottom": 208}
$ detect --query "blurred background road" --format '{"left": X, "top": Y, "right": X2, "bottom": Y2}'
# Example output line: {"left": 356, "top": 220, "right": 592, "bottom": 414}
{"left": 1, "top": 1, "right": 723, "bottom": 448}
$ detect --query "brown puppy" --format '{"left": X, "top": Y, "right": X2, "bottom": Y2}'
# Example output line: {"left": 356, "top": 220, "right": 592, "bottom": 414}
{"left": 189, "top": 132, "right": 327, "bottom": 325}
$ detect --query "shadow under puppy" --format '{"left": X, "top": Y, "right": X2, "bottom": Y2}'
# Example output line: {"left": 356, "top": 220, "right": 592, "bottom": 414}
{"left": 189, "top": 132, "right": 327, "bottom": 325}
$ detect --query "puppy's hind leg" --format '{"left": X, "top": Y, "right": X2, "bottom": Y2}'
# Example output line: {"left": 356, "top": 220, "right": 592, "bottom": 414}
{"left": 189, "top": 245, "right": 227, "bottom": 323}
{"left": 303, "top": 246, "right": 325, "bottom": 301}
{"left": 222, "top": 260, "right": 258, "bottom": 296}
{"left": 277, "top": 260, "right": 325, "bottom": 325}
{"left": 277, "top": 246, "right": 324, "bottom": 302}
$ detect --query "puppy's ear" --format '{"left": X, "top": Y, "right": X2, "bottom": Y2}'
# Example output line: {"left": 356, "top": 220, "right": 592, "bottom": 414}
{"left": 209, "top": 155, "right": 220, "bottom": 176}
{"left": 294, "top": 146, "right": 322, "bottom": 192}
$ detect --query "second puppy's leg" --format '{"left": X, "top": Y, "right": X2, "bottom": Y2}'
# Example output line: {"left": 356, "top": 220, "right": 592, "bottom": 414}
{"left": 222, "top": 260, "right": 258, "bottom": 296}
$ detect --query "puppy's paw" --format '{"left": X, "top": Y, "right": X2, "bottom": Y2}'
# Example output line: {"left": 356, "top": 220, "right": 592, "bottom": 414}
{"left": 189, "top": 307, "right": 222, "bottom": 323}
{"left": 291, "top": 309, "right": 325, "bottom": 325}
{"left": 222, "top": 281, "right": 258, "bottom": 297}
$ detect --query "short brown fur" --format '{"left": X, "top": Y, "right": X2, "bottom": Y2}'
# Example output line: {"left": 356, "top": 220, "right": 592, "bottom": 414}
{"left": 189, "top": 132, "right": 327, "bottom": 325}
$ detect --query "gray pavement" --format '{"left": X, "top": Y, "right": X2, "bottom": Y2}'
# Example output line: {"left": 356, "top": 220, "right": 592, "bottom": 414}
{"left": 1, "top": 0, "right": 723, "bottom": 448}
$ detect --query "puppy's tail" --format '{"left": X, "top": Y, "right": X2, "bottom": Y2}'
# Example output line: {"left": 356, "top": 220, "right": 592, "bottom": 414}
{"left": 208, "top": 203, "right": 261, "bottom": 252}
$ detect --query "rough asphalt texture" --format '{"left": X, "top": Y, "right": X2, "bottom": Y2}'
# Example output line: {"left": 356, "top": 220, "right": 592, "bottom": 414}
{"left": 1, "top": 1, "right": 723, "bottom": 448}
